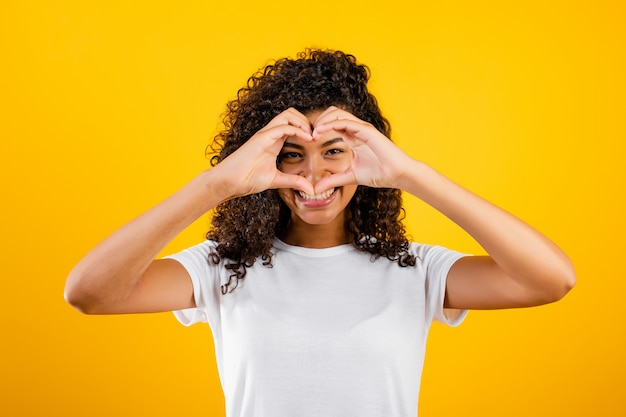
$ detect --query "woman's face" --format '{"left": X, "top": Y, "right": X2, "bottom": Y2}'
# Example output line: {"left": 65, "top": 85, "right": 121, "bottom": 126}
{"left": 277, "top": 110, "right": 358, "bottom": 233}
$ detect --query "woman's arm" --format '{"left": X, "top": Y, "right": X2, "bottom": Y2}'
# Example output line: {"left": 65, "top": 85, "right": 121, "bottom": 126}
{"left": 65, "top": 108, "right": 315, "bottom": 314}
{"left": 64, "top": 169, "right": 226, "bottom": 314}
{"left": 313, "top": 107, "right": 575, "bottom": 310}
{"left": 398, "top": 161, "right": 575, "bottom": 309}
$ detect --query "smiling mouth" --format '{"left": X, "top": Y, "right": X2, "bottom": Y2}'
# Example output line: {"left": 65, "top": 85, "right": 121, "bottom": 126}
{"left": 296, "top": 188, "right": 337, "bottom": 201}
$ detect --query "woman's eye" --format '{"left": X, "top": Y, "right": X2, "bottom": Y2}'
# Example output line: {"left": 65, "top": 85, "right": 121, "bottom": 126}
{"left": 326, "top": 148, "right": 344, "bottom": 156}
{"left": 279, "top": 152, "right": 302, "bottom": 160}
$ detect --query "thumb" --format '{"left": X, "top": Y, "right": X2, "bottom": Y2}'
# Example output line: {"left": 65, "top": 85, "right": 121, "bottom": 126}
{"left": 273, "top": 172, "right": 315, "bottom": 195}
{"left": 314, "top": 171, "right": 357, "bottom": 194}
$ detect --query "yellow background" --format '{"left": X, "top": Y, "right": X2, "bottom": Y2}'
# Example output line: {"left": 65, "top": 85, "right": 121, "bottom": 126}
{"left": 1, "top": 1, "right": 624, "bottom": 416}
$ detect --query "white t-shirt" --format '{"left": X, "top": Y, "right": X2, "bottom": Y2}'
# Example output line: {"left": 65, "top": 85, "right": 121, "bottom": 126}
{"left": 168, "top": 239, "right": 468, "bottom": 417}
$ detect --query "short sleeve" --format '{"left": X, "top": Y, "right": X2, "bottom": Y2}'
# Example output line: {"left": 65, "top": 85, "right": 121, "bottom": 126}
{"left": 163, "top": 241, "right": 222, "bottom": 328}
{"left": 413, "top": 243, "right": 470, "bottom": 327}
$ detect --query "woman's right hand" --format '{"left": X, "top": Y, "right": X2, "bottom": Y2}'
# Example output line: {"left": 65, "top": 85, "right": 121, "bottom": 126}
{"left": 214, "top": 108, "right": 316, "bottom": 199}
{"left": 65, "top": 108, "right": 315, "bottom": 315}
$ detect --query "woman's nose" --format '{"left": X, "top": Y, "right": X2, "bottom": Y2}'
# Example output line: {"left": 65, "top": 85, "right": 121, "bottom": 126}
{"left": 303, "top": 156, "right": 329, "bottom": 184}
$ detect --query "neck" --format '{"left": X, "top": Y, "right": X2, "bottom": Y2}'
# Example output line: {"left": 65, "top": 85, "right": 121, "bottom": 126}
{"left": 281, "top": 217, "right": 351, "bottom": 249}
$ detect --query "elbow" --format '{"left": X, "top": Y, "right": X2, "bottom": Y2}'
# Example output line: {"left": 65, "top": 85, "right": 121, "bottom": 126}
{"left": 558, "top": 259, "right": 576, "bottom": 298}
{"left": 64, "top": 270, "right": 102, "bottom": 315}
{"left": 560, "top": 268, "right": 577, "bottom": 299}
{"left": 65, "top": 267, "right": 132, "bottom": 314}
{"left": 542, "top": 262, "right": 577, "bottom": 304}
{"left": 548, "top": 275, "right": 575, "bottom": 304}
{"left": 64, "top": 280, "right": 91, "bottom": 314}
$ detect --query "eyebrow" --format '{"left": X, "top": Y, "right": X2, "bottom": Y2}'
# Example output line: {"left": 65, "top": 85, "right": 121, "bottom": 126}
{"left": 282, "top": 137, "right": 344, "bottom": 150}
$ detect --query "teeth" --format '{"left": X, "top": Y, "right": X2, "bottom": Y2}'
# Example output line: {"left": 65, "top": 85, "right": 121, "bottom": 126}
{"left": 298, "top": 188, "right": 336, "bottom": 201}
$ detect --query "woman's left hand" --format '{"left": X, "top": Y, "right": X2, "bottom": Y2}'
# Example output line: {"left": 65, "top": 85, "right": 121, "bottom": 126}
{"left": 311, "top": 107, "right": 414, "bottom": 193}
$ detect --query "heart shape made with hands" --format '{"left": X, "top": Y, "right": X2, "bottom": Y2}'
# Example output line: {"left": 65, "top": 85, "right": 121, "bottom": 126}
{"left": 276, "top": 105, "right": 397, "bottom": 194}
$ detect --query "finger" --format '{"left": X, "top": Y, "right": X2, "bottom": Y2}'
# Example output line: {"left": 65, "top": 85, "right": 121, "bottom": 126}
{"left": 315, "top": 118, "right": 368, "bottom": 135}
{"left": 264, "top": 124, "right": 313, "bottom": 146}
{"left": 310, "top": 106, "right": 342, "bottom": 125}
{"left": 266, "top": 108, "right": 313, "bottom": 135}
{"left": 314, "top": 171, "right": 358, "bottom": 194}
{"left": 314, "top": 111, "right": 365, "bottom": 130}
{"left": 284, "top": 108, "right": 313, "bottom": 134}
{"left": 272, "top": 172, "right": 315, "bottom": 195}
{"left": 313, "top": 106, "right": 359, "bottom": 123}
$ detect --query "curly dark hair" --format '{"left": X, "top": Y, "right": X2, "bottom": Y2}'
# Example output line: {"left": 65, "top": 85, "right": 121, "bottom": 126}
{"left": 207, "top": 49, "right": 416, "bottom": 294}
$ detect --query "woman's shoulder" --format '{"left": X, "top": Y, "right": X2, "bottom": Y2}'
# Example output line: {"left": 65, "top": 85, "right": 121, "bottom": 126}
{"left": 408, "top": 241, "right": 471, "bottom": 267}
{"left": 164, "top": 239, "right": 219, "bottom": 262}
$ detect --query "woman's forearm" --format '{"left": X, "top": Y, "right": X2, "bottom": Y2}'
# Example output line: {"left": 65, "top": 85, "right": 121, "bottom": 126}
{"left": 64, "top": 168, "right": 228, "bottom": 311}
{"left": 399, "top": 160, "right": 575, "bottom": 300}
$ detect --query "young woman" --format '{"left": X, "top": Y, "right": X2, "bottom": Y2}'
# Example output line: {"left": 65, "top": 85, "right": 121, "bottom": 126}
{"left": 65, "top": 49, "right": 575, "bottom": 416}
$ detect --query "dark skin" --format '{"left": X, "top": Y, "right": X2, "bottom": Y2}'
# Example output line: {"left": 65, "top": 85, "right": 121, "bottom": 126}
{"left": 65, "top": 106, "right": 575, "bottom": 315}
